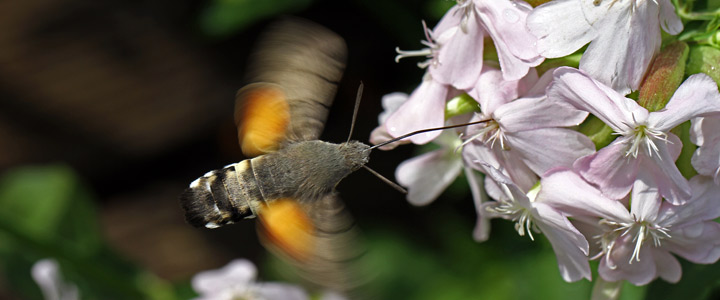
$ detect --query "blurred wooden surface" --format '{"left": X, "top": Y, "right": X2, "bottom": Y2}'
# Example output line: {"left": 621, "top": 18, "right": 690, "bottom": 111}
{"left": 0, "top": 0, "right": 234, "bottom": 171}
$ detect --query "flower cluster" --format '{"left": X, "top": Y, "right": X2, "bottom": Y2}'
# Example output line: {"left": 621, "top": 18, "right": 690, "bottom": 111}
{"left": 373, "top": 0, "right": 720, "bottom": 286}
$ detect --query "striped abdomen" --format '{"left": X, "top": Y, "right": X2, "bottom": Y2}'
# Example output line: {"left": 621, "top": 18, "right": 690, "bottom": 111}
{"left": 179, "top": 159, "right": 264, "bottom": 229}
{"left": 179, "top": 140, "right": 371, "bottom": 229}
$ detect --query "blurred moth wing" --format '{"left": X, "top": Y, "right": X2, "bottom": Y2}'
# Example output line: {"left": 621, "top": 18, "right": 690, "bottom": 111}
{"left": 236, "top": 18, "right": 347, "bottom": 157}
{"left": 180, "top": 18, "right": 368, "bottom": 294}
{"left": 258, "top": 194, "right": 365, "bottom": 292}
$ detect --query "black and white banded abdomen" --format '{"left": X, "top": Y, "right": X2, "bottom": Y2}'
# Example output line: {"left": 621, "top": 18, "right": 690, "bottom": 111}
{"left": 180, "top": 159, "right": 266, "bottom": 229}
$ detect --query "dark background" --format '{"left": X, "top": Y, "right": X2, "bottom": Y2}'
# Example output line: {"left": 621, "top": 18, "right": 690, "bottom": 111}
{"left": 0, "top": 0, "right": 471, "bottom": 284}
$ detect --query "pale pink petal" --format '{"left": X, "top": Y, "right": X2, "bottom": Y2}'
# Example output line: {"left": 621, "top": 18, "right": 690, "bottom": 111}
{"left": 641, "top": 137, "right": 692, "bottom": 204}
{"left": 378, "top": 92, "right": 409, "bottom": 124}
{"left": 630, "top": 170, "right": 663, "bottom": 221}
{"left": 649, "top": 73, "right": 720, "bottom": 132}
{"left": 548, "top": 67, "right": 639, "bottom": 133}
{"left": 468, "top": 65, "right": 521, "bottom": 114}
{"left": 527, "top": 0, "right": 596, "bottom": 58}
{"left": 433, "top": 5, "right": 463, "bottom": 36}
{"left": 481, "top": 162, "right": 531, "bottom": 207}
{"left": 521, "top": 67, "right": 552, "bottom": 98}
{"left": 579, "top": 0, "right": 660, "bottom": 94}
{"left": 369, "top": 126, "right": 408, "bottom": 150}
{"left": 570, "top": 216, "right": 607, "bottom": 258}
{"left": 652, "top": 249, "right": 682, "bottom": 283}
{"left": 431, "top": 12, "right": 485, "bottom": 90}
{"left": 192, "top": 259, "right": 256, "bottom": 293}
{"left": 657, "top": 176, "right": 720, "bottom": 228}
{"left": 396, "top": 149, "right": 463, "bottom": 206}
{"left": 598, "top": 234, "right": 657, "bottom": 285}
{"left": 465, "top": 167, "right": 491, "bottom": 242}
{"left": 658, "top": 0, "right": 683, "bottom": 34}
{"left": 476, "top": 0, "right": 543, "bottom": 80}
{"left": 534, "top": 203, "right": 591, "bottom": 282}
{"left": 573, "top": 141, "right": 640, "bottom": 199}
{"left": 664, "top": 222, "right": 720, "bottom": 264}
{"left": 509, "top": 128, "right": 595, "bottom": 175}
{"left": 495, "top": 96, "right": 589, "bottom": 132}
{"left": 691, "top": 117, "right": 720, "bottom": 183}
{"left": 256, "top": 283, "right": 309, "bottom": 300}
{"left": 463, "top": 140, "right": 538, "bottom": 194}
{"left": 537, "top": 169, "right": 630, "bottom": 221}
{"left": 385, "top": 75, "right": 448, "bottom": 144}
{"left": 484, "top": 174, "right": 505, "bottom": 203}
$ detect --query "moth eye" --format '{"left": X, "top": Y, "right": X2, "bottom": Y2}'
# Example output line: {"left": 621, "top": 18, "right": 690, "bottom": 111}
{"left": 235, "top": 84, "right": 290, "bottom": 157}
{"left": 257, "top": 198, "right": 316, "bottom": 262}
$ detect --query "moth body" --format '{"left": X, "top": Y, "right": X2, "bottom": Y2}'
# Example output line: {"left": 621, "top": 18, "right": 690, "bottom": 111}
{"left": 180, "top": 140, "right": 370, "bottom": 229}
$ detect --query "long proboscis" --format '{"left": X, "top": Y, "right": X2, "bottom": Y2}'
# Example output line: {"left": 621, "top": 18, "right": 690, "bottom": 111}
{"left": 369, "top": 119, "right": 492, "bottom": 150}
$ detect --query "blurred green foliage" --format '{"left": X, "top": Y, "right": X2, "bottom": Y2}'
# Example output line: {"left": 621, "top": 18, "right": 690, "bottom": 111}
{"left": 0, "top": 165, "right": 185, "bottom": 300}
{"left": 199, "top": 0, "right": 313, "bottom": 37}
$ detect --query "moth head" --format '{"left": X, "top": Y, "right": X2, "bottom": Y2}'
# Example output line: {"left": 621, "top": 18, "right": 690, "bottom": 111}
{"left": 340, "top": 141, "right": 371, "bottom": 172}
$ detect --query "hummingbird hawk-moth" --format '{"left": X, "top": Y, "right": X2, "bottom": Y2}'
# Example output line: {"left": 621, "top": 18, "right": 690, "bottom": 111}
{"left": 180, "top": 18, "right": 367, "bottom": 292}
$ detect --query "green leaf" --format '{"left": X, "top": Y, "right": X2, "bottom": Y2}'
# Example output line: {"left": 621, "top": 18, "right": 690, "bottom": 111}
{"left": 645, "top": 260, "right": 720, "bottom": 300}
{"left": 0, "top": 165, "right": 178, "bottom": 300}
{"left": 686, "top": 45, "right": 720, "bottom": 85}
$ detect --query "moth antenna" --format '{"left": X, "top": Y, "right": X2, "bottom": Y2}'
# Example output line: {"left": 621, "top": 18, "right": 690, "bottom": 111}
{"left": 369, "top": 119, "right": 492, "bottom": 150}
{"left": 346, "top": 82, "right": 364, "bottom": 143}
{"left": 362, "top": 165, "right": 407, "bottom": 194}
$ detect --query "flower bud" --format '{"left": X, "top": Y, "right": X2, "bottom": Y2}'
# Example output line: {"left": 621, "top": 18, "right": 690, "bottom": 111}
{"left": 638, "top": 41, "right": 688, "bottom": 112}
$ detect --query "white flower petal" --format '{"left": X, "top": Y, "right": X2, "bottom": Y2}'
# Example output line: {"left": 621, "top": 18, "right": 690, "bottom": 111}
{"left": 579, "top": 0, "right": 660, "bottom": 94}
{"left": 658, "top": 0, "right": 683, "bottom": 34}
{"left": 192, "top": 259, "right": 257, "bottom": 294}
{"left": 477, "top": 0, "right": 543, "bottom": 80}
{"left": 649, "top": 73, "right": 720, "bottom": 132}
{"left": 256, "top": 282, "right": 310, "bottom": 300}
{"left": 385, "top": 75, "right": 448, "bottom": 144}
{"left": 396, "top": 149, "right": 463, "bottom": 206}
{"left": 630, "top": 170, "right": 663, "bottom": 221}
{"left": 598, "top": 234, "right": 657, "bottom": 285}
{"left": 534, "top": 203, "right": 591, "bottom": 282}
{"left": 495, "top": 96, "right": 589, "bottom": 132}
{"left": 652, "top": 249, "right": 682, "bottom": 283}
{"left": 691, "top": 117, "right": 720, "bottom": 183}
{"left": 573, "top": 141, "right": 640, "bottom": 200}
{"left": 465, "top": 167, "right": 491, "bottom": 242}
{"left": 509, "top": 128, "right": 595, "bottom": 176}
{"left": 431, "top": 12, "right": 485, "bottom": 90}
{"left": 664, "top": 222, "right": 720, "bottom": 264}
{"left": 548, "top": 67, "right": 639, "bottom": 133}
{"left": 527, "top": 0, "right": 596, "bottom": 58}
{"left": 537, "top": 169, "right": 630, "bottom": 221}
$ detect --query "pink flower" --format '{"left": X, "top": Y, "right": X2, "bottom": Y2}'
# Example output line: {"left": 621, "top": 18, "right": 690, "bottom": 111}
{"left": 480, "top": 164, "right": 592, "bottom": 282}
{"left": 32, "top": 259, "right": 79, "bottom": 300}
{"left": 369, "top": 92, "right": 412, "bottom": 150}
{"left": 528, "top": 0, "right": 683, "bottom": 94}
{"left": 548, "top": 67, "right": 720, "bottom": 204}
{"left": 395, "top": 0, "right": 542, "bottom": 90}
{"left": 540, "top": 170, "right": 720, "bottom": 285}
{"left": 383, "top": 72, "right": 451, "bottom": 144}
{"left": 462, "top": 67, "right": 594, "bottom": 196}
{"left": 192, "top": 259, "right": 310, "bottom": 300}
{"left": 691, "top": 116, "right": 720, "bottom": 184}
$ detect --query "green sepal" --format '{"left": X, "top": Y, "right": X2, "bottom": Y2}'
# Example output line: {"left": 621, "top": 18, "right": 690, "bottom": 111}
{"left": 579, "top": 115, "right": 616, "bottom": 150}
